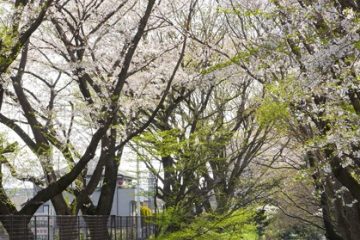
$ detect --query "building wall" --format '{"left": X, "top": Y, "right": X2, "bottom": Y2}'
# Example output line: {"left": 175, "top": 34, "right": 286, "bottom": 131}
{"left": 32, "top": 175, "right": 141, "bottom": 216}
{"left": 91, "top": 188, "right": 136, "bottom": 216}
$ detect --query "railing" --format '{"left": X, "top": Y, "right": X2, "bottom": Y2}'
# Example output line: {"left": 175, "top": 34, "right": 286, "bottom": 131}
{"left": 0, "top": 215, "right": 157, "bottom": 240}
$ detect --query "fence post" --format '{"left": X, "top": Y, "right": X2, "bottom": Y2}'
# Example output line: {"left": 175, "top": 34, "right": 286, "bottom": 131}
{"left": 34, "top": 216, "right": 37, "bottom": 240}
{"left": 115, "top": 216, "right": 118, "bottom": 240}
{"left": 111, "top": 215, "right": 116, "bottom": 240}
{"left": 136, "top": 216, "right": 139, "bottom": 240}
{"left": 125, "top": 216, "right": 128, "bottom": 240}
{"left": 48, "top": 215, "right": 50, "bottom": 240}
{"left": 144, "top": 216, "right": 148, "bottom": 239}
{"left": 109, "top": 216, "right": 112, "bottom": 239}
{"left": 77, "top": 216, "right": 80, "bottom": 240}
{"left": 120, "top": 216, "right": 122, "bottom": 240}
{"left": 24, "top": 216, "right": 27, "bottom": 240}
{"left": 85, "top": 216, "right": 87, "bottom": 240}
{"left": 10, "top": 215, "right": 13, "bottom": 239}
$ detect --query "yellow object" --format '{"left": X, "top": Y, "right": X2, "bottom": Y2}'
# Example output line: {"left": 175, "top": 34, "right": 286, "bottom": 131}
{"left": 140, "top": 205, "right": 152, "bottom": 216}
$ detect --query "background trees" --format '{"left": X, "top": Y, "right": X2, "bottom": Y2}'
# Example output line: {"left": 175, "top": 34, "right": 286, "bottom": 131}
{"left": 131, "top": 1, "right": 285, "bottom": 237}
{"left": 215, "top": 0, "right": 360, "bottom": 239}
{"left": 0, "top": 0, "right": 201, "bottom": 238}
{"left": 0, "top": 0, "right": 160, "bottom": 238}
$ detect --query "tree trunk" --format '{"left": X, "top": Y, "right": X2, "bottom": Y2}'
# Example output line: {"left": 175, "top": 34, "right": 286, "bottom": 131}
{"left": 162, "top": 155, "right": 174, "bottom": 207}
{"left": 56, "top": 216, "right": 78, "bottom": 240}
{"left": 330, "top": 181, "right": 360, "bottom": 240}
{"left": 51, "top": 195, "right": 78, "bottom": 240}
{"left": 84, "top": 216, "right": 111, "bottom": 240}
{"left": 320, "top": 192, "right": 343, "bottom": 240}
{"left": 307, "top": 152, "right": 343, "bottom": 240}
{"left": 1, "top": 216, "right": 34, "bottom": 240}
{"left": 85, "top": 130, "right": 118, "bottom": 240}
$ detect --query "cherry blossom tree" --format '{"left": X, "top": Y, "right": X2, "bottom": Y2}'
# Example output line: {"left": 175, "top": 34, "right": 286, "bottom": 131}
{"left": 131, "top": 2, "right": 286, "bottom": 236}
{"left": 2, "top": 0, "right": 360, "bottom": 239}
{"left": 214, "top": 0, "right": 360, "bottom": 239}
{"left": 0, "top": 0, "right": 54, "bottom": 74}
{"left": 0, "top": 0, "right": 175, "bottom": 238}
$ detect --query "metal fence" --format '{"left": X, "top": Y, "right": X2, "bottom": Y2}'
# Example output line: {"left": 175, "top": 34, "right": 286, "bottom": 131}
{"left": 0, "top": 215, "right": 157, "bottom": 240}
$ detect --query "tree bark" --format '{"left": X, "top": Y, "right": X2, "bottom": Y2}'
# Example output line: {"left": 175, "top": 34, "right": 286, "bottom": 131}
{"left": 320, "top": 192, "right": 343, "bottom": 240}
{"left": 1, "top": 216, "right": 34, "bottom": 240}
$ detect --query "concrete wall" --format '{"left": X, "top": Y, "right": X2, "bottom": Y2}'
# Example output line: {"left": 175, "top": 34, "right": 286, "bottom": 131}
{"left": 33, "top": 186, "right": 138, "bottom": 216}
{"left": 90, "top": 188, "right": 136, "bottom": 216}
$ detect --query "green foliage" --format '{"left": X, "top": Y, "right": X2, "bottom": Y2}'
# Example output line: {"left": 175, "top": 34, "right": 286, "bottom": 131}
{"left": 0, "top": 25, "right": 14, "bottom": 49}
{"left": 216, "top": 6, "right": 273, "bottom": 19}
{"left": 153, "top": 207, "right": 260, "bottom": 240}
{"left": 0, "top": 134, "right": 19, "bottom": 162}
{"left": 256, "top": 101, "right": 289, "bottom": 127}
{"left": 201, "top": 47, "right": 259, "bottom": 75}
{"left": 134, "top": 129, "right": 184, "bottom": 157}
{"left": 0, "top": 24, "right": 18, "bottom": 66}
{"left": 135, "top": 126, "right": 232, "bottom": 162}
{"left": 255, "top": 76, "right": 303, "bottom": 129}
{"left": 265, "top": 220, "right": 324, "bottom": 240}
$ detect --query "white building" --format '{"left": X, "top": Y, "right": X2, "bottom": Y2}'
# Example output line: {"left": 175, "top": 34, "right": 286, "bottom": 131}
{"left": 32, "top": 170, "right": 154, "bottom": 216}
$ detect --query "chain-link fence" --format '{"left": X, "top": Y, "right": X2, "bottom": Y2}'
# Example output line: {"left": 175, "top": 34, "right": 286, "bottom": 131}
{"left": 0, "top": 215, "right": 157, "bottom": 240}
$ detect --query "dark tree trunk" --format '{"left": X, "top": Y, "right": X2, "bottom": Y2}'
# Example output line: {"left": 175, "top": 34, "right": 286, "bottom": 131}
{"left": 95, "top": 130, "right": 118, "bottom": 215}
{"left": 84, "top": 216, "right": 110, "bottom": 240}
{"left": 51, "top": 194, "right": 78, "bottom": 240}
{"left": 328, "top": 180, "right": 360, "bottom": 240}
{"left": 320, "top": 192, "right": 344, "bottom": 240}
{"left": 56, "top": 216, "right": 78, "bottom": 240}
{"left": 1, "top": 216, "right": 34, "bottom": 240}
{"left": 85, "top": 129, "right": 118, "bottom": 240}
{"left": 162, "top": 155, "right": 174, "bottom": 207}
{"left": 307, "top": 152, "right": 343, "bottom": 240}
